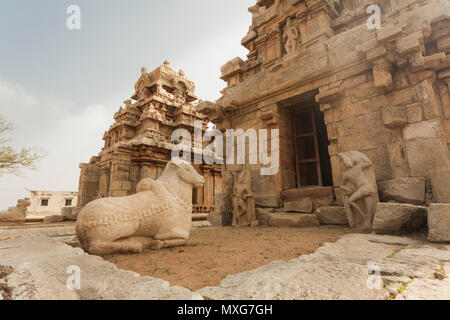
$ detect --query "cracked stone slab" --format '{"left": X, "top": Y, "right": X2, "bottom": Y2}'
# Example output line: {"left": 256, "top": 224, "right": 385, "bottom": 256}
{"left": 0, "top": 224, "right": 76, "bottom": 241}
{"left": 197, "top": 234, "right": 450, "bottom": 300}
{"left": 1, "top": 234, "right": 448, "bottom": 300}
{"left": 0, "top": 237, "right": 201, "bottom": 300}
{"left": 395, "top": 262, "right": 450, "bottom": 300}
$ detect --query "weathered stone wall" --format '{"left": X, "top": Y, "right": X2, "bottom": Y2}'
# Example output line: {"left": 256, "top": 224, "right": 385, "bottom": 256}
{"left": 208, "top": 0, "right": 450, "bottom": 213}
{"left": 77, "top": 163, "right": 100, "bottom": 207}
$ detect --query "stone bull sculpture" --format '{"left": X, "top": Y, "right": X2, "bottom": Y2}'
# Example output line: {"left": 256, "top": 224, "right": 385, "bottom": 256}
{"left": 76, "top": 160, "right": 205, "bottom": 255}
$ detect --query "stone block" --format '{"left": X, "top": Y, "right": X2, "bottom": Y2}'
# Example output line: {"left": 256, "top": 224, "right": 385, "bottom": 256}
{"left": 405, "top": 103, "right": 423, "bottom": 123}
{"left": 254, "top": 193, "right": 280, "bottom": 208}
{"left": 381, "top": 106, "right": 407, "bottom": 128}
{"left": 428, "top": 204, "right": 450, "bottom": 242}
{"left": 442, "top": 119, "right": 450, "bottom": 144}
{"left": 405, "top": 138, "right": 449, "bottom": 178}
{"left": 281, "top": 187, "right": 334, "bottom": 210}
{"left": 267, "top": 213, "right": 319, "bottom": 228}
{"left": 43, "top": 215, "right": 65, "bottom": 223}
{"left": 255, "top": 208, "right": 274, "bottom": 226}
{"left": 334, "top": 188, "right": 345, "bottom": 206}
{"left": 62, "top": 207, "right": 82, "bottom": 221}
{"left": 430, "top": 170, "right": 450, "bottom": 203}
{"left": 315, "top": 207, "right": 348, "bottom": 225}
{"left": 373, "top": 203, "right": 428, "bottom": 235}
{"left": 403, "top": 120, "right": 443, "bottom": 140}
{"left": 378, "top": 177, "right": 426, "bottom": 205}
{"left": 207, "top": 211, "right": 233, "bottom": 227}
{"left": 387, "top": 143, "right": 409, "bottom": 179}
{"left": 377, "top": 25, "right": 404, "bottom": 41}
{"left": 396, "top": 32, "right": 423, "bottom": 55}
{"left": 373, "top": 62, "right": 393, "bottom": 93}
{"left": 284, "top": 198, "right": 313, "bottom": 213}
{"left": 437, "top": 35, "right": 450, "bottom": 52}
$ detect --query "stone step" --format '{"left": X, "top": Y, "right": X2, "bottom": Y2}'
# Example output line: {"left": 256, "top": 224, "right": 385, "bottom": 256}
{"left": 281, "top": 187, "right": 334, "bottom": 210}
{"left": 266, "top": 212, "right": 320, "bottom": 228}
{"left": 284, "top": 198, "right": 313, "bottom": 214}
{"left": 192, "top": 220, "right": 212, "bottom": 228}
{"left": 192, "top": 213, "right": 209, "bottom": 221}
{"left": 316, "top": 206, "right": 349, "bottom": 225}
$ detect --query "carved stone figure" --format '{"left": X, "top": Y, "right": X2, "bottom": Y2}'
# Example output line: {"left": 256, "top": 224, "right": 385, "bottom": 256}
{"left": 76, "top": 160, "right": 205, "bottom": 255}
{"left": 283, "top": 17, "right": 299, "bottom": 55}
{"left": 0, "top": 199, "right": 30, "bottom": 222}
{"left": 339, "top": 151, "right": 379, "bottom": 232}
{"left": 232, "top": 170, "right": 259, "bottom": 227}
{"left": 141, "top": 103, "right": 163, "bottom": 121}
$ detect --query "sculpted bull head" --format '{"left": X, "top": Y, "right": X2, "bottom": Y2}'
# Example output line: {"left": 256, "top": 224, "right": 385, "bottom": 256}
{"left": 167, "top": 160, "right": 205, "bottom": 189}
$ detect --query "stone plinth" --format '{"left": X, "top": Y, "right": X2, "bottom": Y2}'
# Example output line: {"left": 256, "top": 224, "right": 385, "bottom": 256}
{"left": 431, "top": 170, "right": 450, "bottom": 204}
{"left": 316, "top": 207, "right": 348, "bottom": 225}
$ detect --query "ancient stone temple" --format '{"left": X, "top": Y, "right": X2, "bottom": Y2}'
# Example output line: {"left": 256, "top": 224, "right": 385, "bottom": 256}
{"left": 201, "top": 0, "right": 450, "bottom": 223}
{"left": 77, "top": 62, "right": 221, "bottom": 218}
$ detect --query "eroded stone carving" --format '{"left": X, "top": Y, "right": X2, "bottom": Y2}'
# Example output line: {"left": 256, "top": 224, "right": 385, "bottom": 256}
{"left": 339, "top": 151, "right": 379, "bottom": 232}
{"left": 232, "top": 170, "right": 259, "bottom": 227}
{"left": 76, "top": 160, "right": 205, "bottom": 255}
{"left": 283, "top": 17, "right": 299, "bottom": 55}
{"left": 0, "top": 199, "right": 30, "bottom": 222}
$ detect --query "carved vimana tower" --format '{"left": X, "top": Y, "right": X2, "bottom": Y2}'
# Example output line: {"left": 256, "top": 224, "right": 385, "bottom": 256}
{"left": 77, "top": 61, "right": 221, "bottom": 224}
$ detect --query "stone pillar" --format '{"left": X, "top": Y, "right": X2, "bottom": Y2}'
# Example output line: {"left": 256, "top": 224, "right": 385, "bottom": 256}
{"left": 316, "top": 89, "right": 342, "bottom": 188}
{"left": 98, "top": 167, "right": 110, "bottom": 198}
{"left": 203, "top": 168, "right": 214, "bottom": 206}
{"left": 372, "top": 58, "right": 393, "bottom": 93}
{"left": 213, "top": 170, "right": 222, "bottom": 201}
{"left": 213, "top": 168, "right": 233, "bottom": 226}
{"left": 196, "top": 185, "right": 204, "bottom": 206}
{"left": 109, "top": 153, "right": 132, "bottom": 197}
{"left": 140, "top": 163, "right": 155, "bottom": 180}
{"left": 77, "top": 163, "right": 100, "bottom": 207}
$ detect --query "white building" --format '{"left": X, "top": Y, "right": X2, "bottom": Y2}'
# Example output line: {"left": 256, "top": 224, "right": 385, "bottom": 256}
{"left": 27, "top": 191, "right": 78, "bottom": 217}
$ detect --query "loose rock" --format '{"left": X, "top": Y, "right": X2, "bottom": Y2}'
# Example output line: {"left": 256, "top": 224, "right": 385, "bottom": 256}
{"left": 316, "top": 207, "right": 348, "bottom": 225}
{"left": 267, "top": 213, "right": 319, "bottom": 228}
{"left": 373, "top": 203, "right": 427, "bottom": 235}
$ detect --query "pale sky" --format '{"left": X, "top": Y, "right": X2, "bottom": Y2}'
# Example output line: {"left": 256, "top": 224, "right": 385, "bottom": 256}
{"left": 0, "top": 0, "right": 253, "bottom": 209}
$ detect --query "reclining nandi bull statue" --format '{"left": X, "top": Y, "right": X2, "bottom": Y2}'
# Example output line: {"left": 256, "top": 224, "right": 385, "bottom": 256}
{"left": 76, "top": 160, "right": 205, "bottom": 255}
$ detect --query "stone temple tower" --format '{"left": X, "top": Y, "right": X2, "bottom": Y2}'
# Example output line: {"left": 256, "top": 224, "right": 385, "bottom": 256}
{"left": 77, "top": 62, "right": 221, "bottom": 220}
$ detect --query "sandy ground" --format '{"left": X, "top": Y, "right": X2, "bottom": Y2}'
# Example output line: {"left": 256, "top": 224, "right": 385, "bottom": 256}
{"left": 105, "top": 226, "right": 349, "bottom": 291}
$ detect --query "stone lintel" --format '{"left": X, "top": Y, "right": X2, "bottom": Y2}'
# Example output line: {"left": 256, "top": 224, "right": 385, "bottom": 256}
{"left": 315, "top": 87, "right": 341, "bottom": 104}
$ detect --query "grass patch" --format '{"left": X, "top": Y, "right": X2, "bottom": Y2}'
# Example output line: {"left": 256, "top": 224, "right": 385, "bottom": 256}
{"left": 387, "top": 247, "right": 404, "bottom": 259}
{"left": 397, "top": 281, "right": 412, "bottom": 294}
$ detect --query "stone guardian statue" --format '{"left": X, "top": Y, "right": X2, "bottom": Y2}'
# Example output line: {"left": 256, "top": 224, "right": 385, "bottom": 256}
{"left": 232, "top": 169, "right": 259, "bottom": 227}
{"left": 339, "top": 151, "right": 379, "bottom": 232}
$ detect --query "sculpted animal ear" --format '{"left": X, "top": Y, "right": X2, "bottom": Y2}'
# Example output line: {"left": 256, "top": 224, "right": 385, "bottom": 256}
{"left": 167, "top": 161, "right": 179, "bottom": 170}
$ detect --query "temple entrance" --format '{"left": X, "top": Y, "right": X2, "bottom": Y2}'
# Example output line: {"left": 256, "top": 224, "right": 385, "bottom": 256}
{"left": 291, "top": 105, "right": 332, "bottom": 188}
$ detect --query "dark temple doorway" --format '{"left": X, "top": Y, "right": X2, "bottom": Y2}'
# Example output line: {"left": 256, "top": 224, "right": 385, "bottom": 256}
{"left": 285, "top": 94, "right": 333, "bottom": 188}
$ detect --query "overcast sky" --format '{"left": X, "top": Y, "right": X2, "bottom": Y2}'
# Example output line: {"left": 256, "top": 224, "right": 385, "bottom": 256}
{"left": 0, "top": 0, "right": 253, "bottom": 209}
